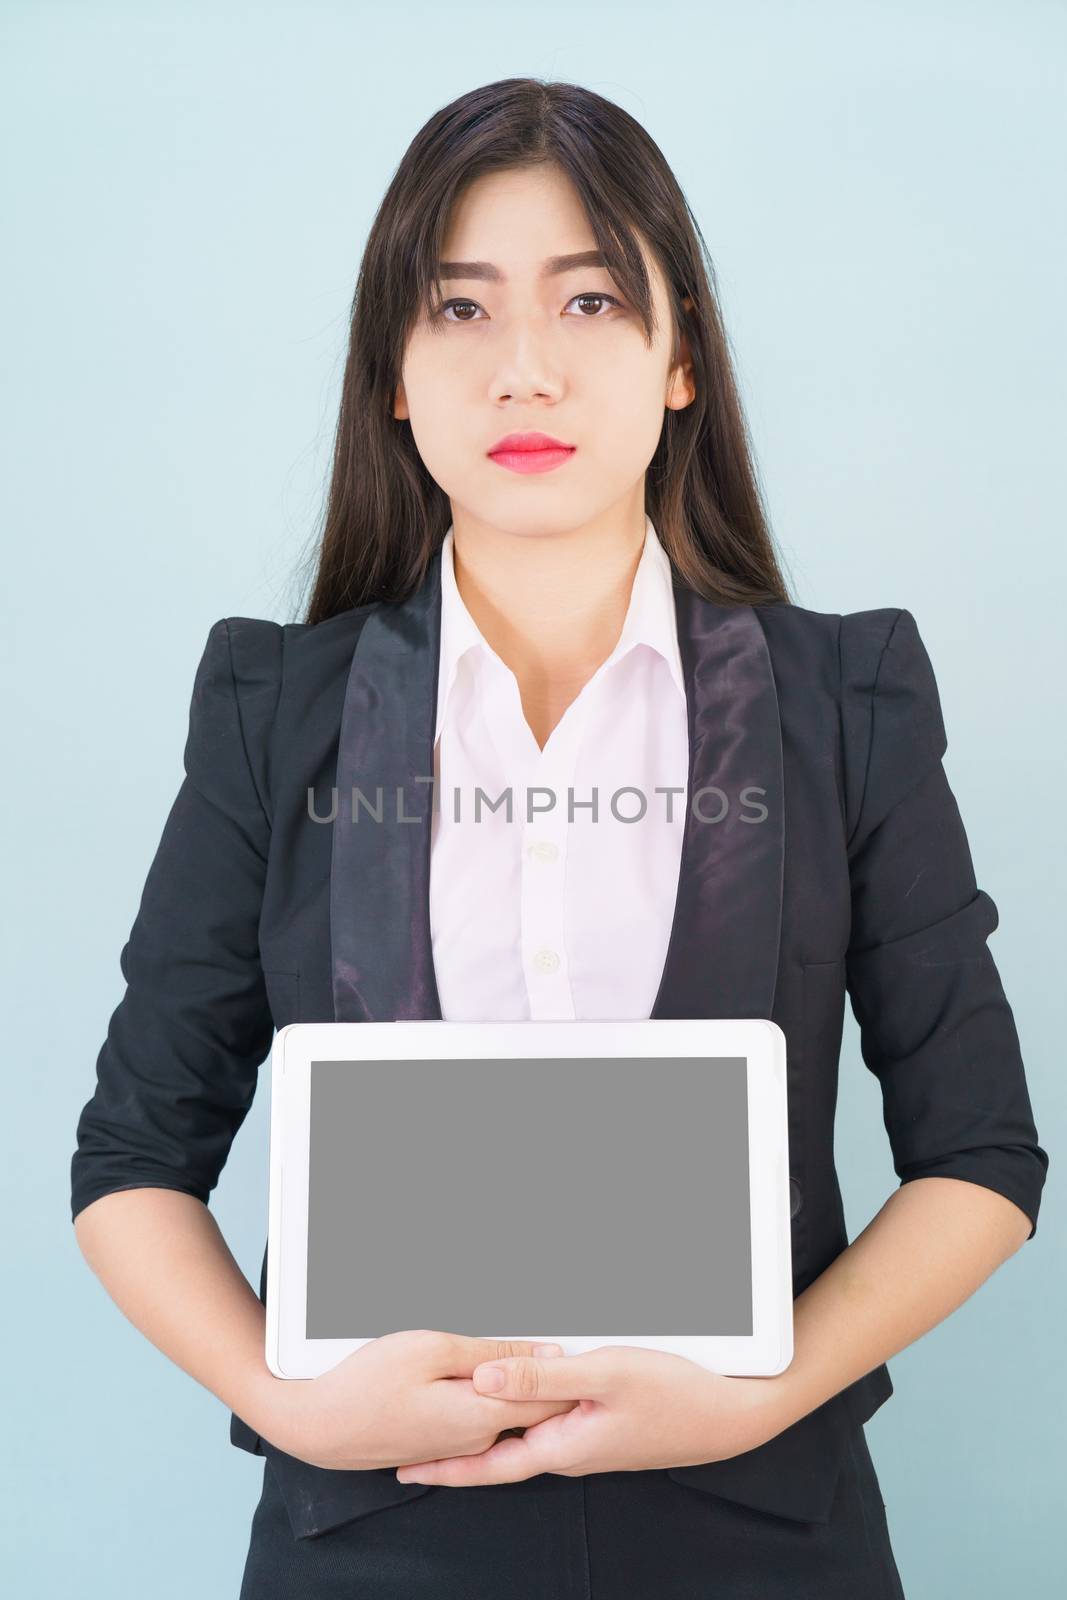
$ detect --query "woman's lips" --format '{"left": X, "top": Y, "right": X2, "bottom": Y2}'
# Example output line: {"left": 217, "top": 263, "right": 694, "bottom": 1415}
{"left": 488, "top": 445, "right": 576, "bottom": 475}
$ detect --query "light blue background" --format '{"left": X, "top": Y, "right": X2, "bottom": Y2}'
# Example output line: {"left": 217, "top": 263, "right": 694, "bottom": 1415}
{"left": 4, "top": 2, "right": 1063, "bottom": 1593}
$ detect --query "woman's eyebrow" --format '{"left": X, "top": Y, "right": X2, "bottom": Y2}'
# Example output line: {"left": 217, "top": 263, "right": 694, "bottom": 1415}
{"left": 437, "top": 249, "right": 607, "bottom": 283}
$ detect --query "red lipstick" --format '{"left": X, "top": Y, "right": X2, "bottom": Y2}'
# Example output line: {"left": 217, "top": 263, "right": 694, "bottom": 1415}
{"left": 487, "top": 431, "right": 577, "bottom": 475}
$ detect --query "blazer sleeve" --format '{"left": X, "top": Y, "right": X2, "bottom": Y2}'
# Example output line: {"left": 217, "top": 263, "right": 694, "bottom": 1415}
{"left": 70, "top": 617, "right": 284, "bottom": 1224}
{"left": 840, "top": 607, "right": 1048, "bottom": 1240}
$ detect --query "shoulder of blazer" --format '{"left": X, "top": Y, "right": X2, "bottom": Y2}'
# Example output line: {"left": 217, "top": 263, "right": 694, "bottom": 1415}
{"left": 215, "top": 603, "right": 382, "bottom": 828}
{"left": 751, "top": 596, "right": 900, "bottom": 663}
{"left": 222, "top": 601, "right": 384, "bottom": 696}
{"left": 751, "top": 597, "right": 902, "bottom": 714}
{"left": 753, "top": 601, "right": 943, "bottom": 846}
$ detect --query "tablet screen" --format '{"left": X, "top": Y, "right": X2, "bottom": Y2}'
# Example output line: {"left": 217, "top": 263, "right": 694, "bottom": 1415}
{"left": 303, "top": 1055, "right": 753, "bottom": 1339}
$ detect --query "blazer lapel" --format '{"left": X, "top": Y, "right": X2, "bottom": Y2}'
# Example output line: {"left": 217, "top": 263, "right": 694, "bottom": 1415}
{"left": 331, "top": 549, "right": 445, "bottom": 1025}
{"left": 331, "top": 549, "right": 785, "bottom": 1028}
{"left": 650, "top": 576, "right": 783, "bottom": 1021}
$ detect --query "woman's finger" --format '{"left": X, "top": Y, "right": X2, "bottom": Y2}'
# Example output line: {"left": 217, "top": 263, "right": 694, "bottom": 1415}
{"left": 397, "top": 1426, "right": 562, "bottom": 1487}
{"left": 472, "top": 1349, "right": 616, "bottom": 1403}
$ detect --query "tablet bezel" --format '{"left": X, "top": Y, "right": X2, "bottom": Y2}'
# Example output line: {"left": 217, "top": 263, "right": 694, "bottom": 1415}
{"left": 266, "top": 1019, "right": 793, "bottom": 1381}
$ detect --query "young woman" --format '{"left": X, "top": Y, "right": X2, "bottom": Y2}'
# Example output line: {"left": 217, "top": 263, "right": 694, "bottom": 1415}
{"left": 71, "top": 78, "right": 1047, "bottom": 1599}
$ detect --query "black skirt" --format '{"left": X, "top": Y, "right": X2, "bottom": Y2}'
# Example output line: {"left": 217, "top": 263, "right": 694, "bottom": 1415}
{"left": 238, "top": 1423, "right": 905, "bottom": 1599}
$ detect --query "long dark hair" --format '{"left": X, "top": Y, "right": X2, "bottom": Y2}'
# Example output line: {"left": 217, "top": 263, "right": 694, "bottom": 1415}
{"left": 299, "top": 78, "right": 794, "bottom": 623}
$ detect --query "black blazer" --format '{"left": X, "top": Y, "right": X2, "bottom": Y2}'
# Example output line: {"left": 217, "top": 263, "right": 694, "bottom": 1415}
{"left": 71, "top": 547, "right": 1048, "bottom": 1541}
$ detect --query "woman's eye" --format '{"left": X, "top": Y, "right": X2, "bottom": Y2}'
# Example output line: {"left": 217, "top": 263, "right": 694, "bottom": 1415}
{"left": 436, "top": 292, "right": 623, "bottom": 323}
{"left": 439, "top": 299, "right": 484, "bottom": 322}
{"left": 565, "top": 292, "right": 623, "bottom": 317}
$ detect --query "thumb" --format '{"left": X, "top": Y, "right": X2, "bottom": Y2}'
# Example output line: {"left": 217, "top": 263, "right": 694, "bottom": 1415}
{"left": 443, "top": 1334, "right": 563, "bottom": 1373}
{"left": 474, "top": 1348, "right": 603, "bottom": 1400}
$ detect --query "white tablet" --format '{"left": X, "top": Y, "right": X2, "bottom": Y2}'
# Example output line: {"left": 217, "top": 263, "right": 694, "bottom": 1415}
{"left": 265, "top": 1019, "right": 793, "bottom": 1381}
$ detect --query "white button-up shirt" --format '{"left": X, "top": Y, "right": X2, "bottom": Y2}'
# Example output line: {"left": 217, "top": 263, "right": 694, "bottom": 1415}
{"left": 429, "top": 515, "right": 690, "bottom": 1021}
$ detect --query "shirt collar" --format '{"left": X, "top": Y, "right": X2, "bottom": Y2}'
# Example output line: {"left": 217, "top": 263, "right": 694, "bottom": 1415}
{"left": 434, "top": 513, "right": 686, "bottom": 743}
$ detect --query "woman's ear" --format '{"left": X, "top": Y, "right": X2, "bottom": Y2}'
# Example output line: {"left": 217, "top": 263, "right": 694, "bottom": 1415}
{"left": 393, "top": 379, "right": 409, "bottom": 422}
{"left": 667, "top": 296, "right": 697, "bottom": 412}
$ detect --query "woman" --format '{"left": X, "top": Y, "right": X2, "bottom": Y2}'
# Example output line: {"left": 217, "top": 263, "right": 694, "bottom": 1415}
{"left": 71, "top": 79, "right": 1047, "bottom": 1598}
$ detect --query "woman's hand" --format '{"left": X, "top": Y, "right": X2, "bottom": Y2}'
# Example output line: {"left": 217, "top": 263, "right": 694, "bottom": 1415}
{"left": 394, "top": 1344, "right": 785, "bottom": 1486}
{"left": 263, "top": 1328, "right": 578, "bottom": 1471}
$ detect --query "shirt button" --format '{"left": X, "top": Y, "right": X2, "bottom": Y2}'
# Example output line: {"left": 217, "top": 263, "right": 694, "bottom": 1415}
{"left": 528, "top": 840, "right": 559, "bottom": 863}
{"left": 532, "top": 948, "right": 561, "bottom": 974}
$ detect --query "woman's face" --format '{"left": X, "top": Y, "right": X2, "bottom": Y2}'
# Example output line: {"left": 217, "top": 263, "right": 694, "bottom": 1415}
{"left": 393, "top": 164, "right": 694, "bottom": 540}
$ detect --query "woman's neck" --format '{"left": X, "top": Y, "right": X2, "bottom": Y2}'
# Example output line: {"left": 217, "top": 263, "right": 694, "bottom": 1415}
{"left": 449, "top": 508, "right": 647, "bottom": 750}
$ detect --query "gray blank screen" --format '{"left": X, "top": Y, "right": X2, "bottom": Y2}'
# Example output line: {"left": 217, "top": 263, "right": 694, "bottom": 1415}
{"left": 305, "top": 1055, "right": 752, "bottom": 1338}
